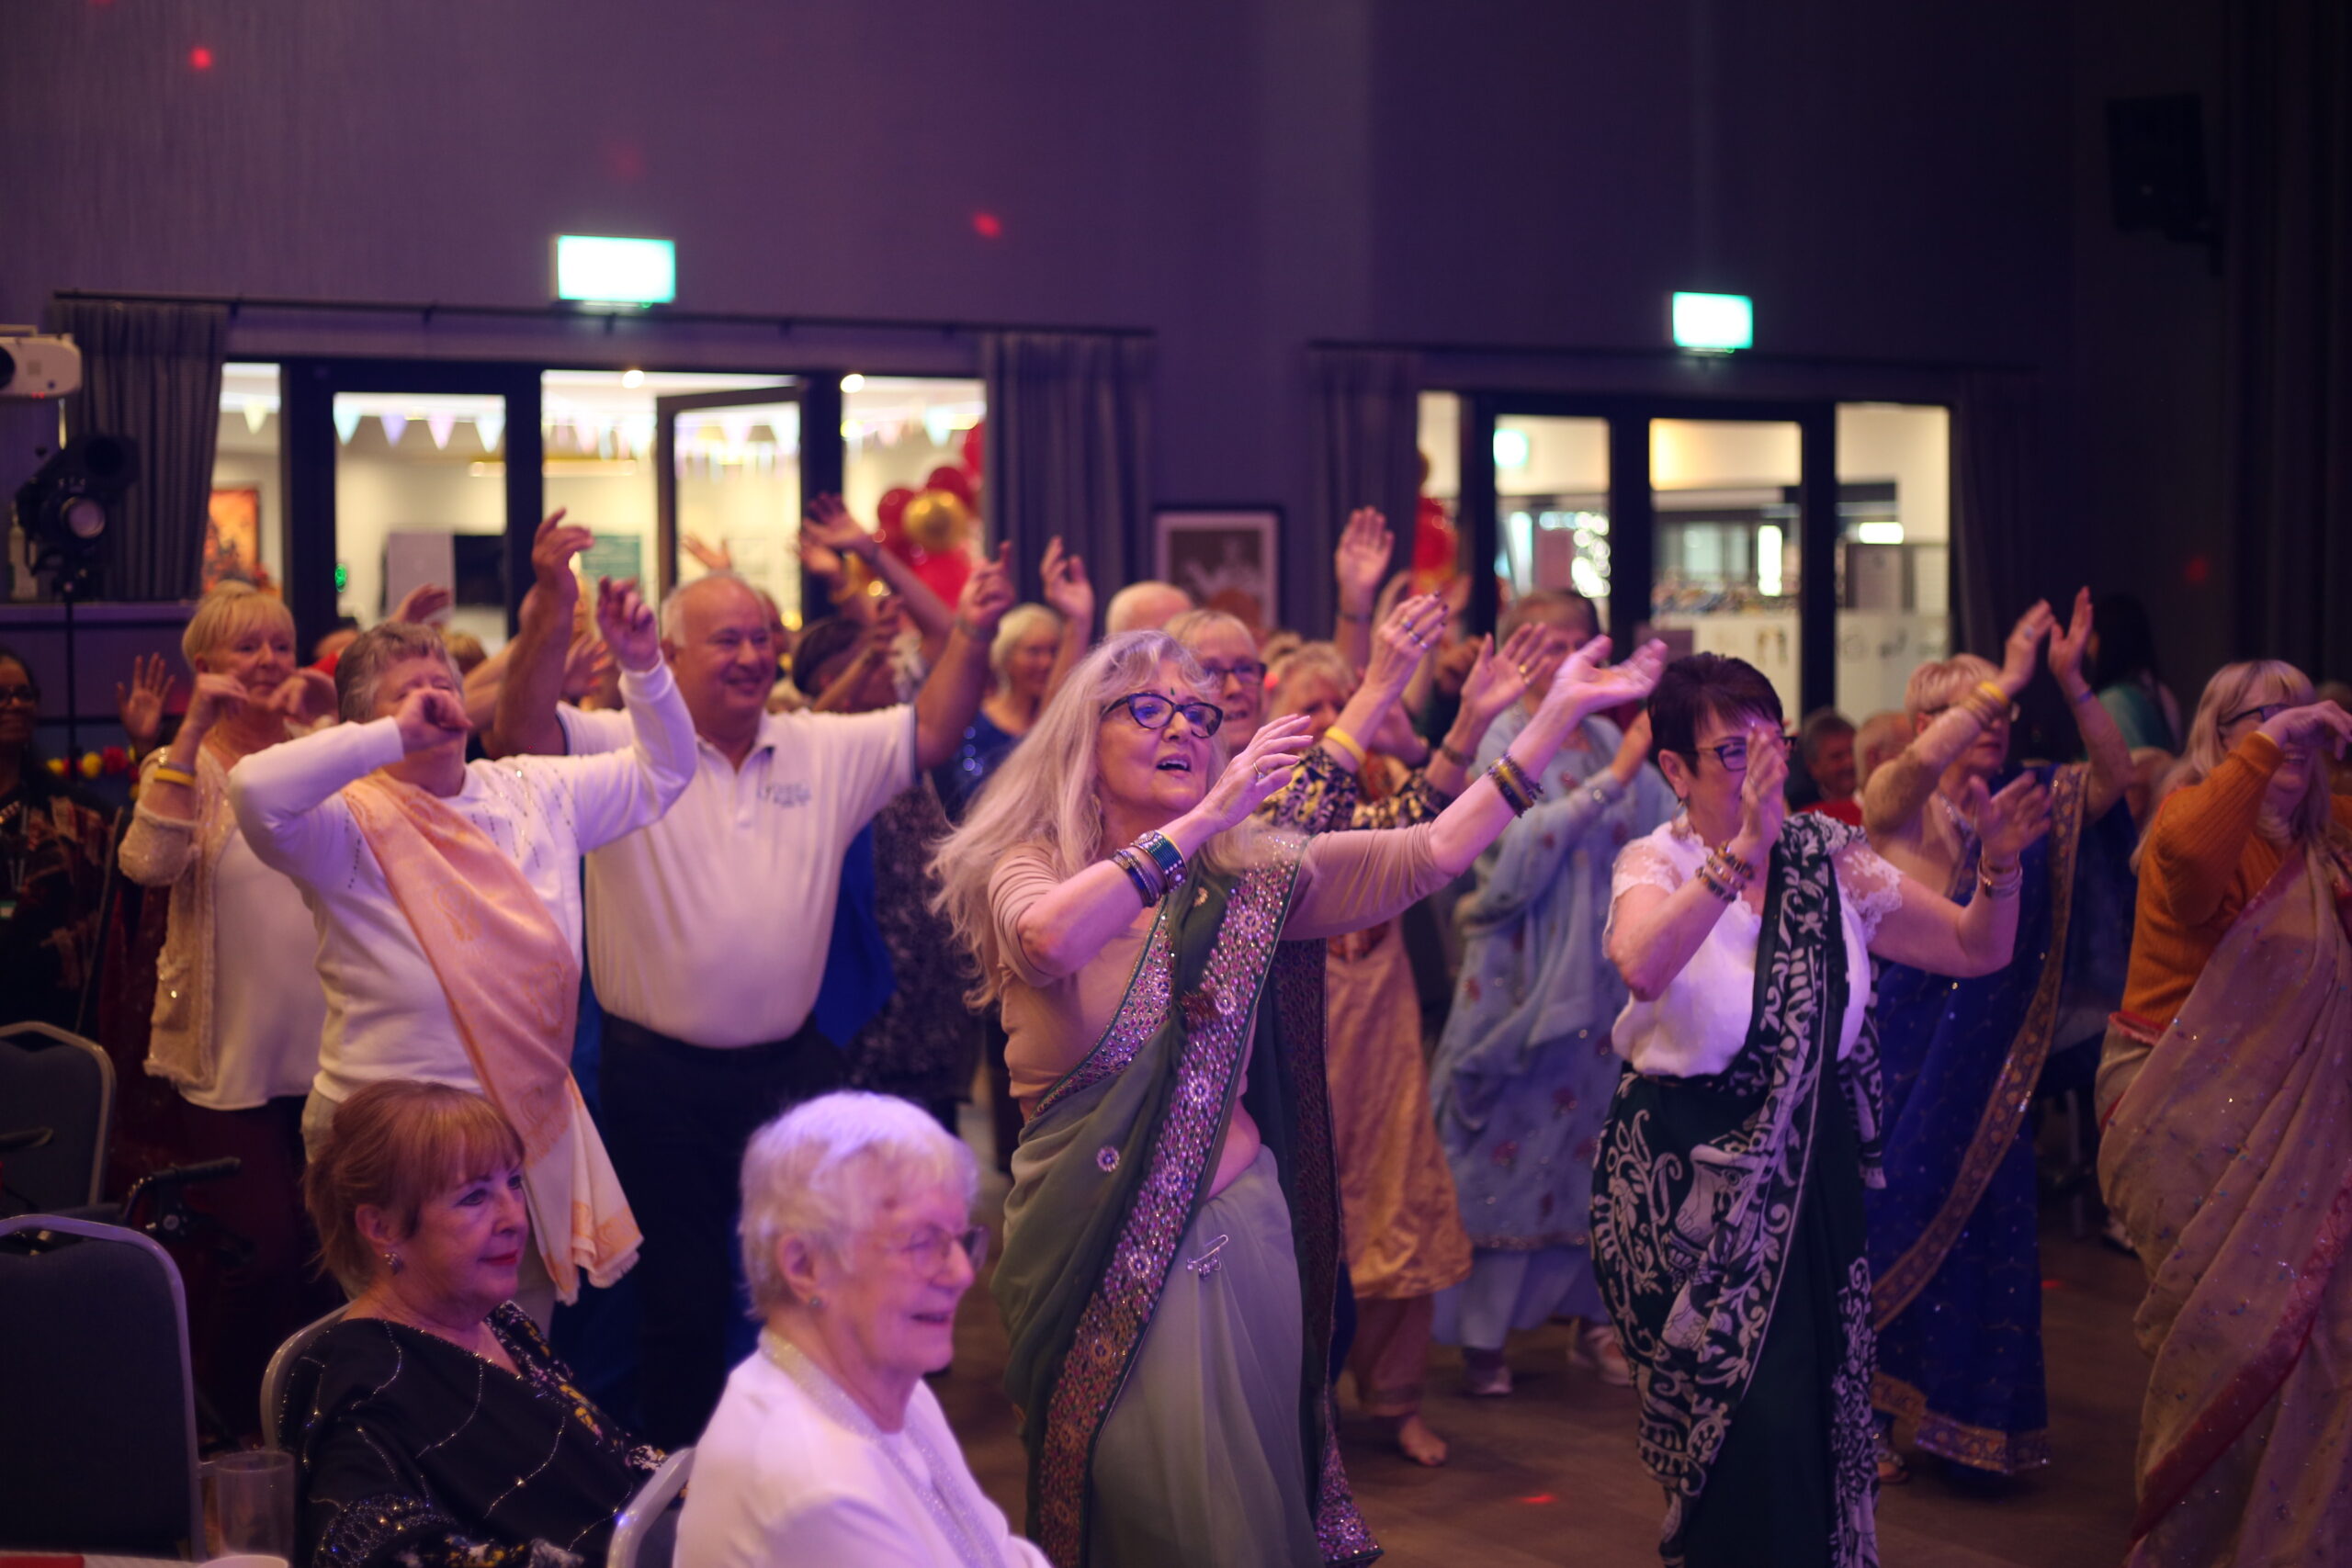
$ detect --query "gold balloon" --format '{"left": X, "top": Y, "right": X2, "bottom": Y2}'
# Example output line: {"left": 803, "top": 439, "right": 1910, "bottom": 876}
{"left": 902, "top": 489, "right": 972, "bottom": 554}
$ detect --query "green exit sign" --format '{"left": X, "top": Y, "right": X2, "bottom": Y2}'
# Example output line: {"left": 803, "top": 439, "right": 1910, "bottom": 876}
{"left": 554, "top": 235, "right": 676, "bottom": 307}
{"left": 1670, "top": 292, "right": 1753, "bottom": 353}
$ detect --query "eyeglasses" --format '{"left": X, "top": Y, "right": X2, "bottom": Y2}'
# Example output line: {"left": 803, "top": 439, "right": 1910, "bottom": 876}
{"left": 1690, "top": 732, "right": 1794, "bottom": 773}
{"left": 884, "top": 1224, "right": 990, "bottom": 1276}
{"left": 0, "top": 684, "right": 38, "bottom": 706}
{"left": 1102, "top": 692, "right": 1225, "bottom": 737}
{"left": 2222, "top": 701, "right": 2289, "bottom": 730}
{"left": 1197, "top": 659, "right": 1267, "bottom": 688}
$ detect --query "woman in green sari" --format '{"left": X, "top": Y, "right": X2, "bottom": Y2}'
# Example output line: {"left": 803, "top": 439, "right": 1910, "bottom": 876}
{"left": 933, "top": 627, "right": 1665, "bottom": 1567}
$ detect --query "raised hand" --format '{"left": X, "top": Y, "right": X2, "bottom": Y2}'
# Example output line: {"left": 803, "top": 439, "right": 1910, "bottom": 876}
{"left": 1461, "top": 625, "right": 1544, "bottom": 727}
{"left": 182, "top": 671, "right": 252, "bottom": 739}
{"left": 391, "top": 686, "right": 470, "bottom": 753}
{"left": 390, "top": 581, "right": 455, "bottom": 626}
{"left": 796, "top": 530, "right": 846, "bottom": 585}
{"left": 1609, "top": 711, "right": 1655, "bottom": 786}
{"left": 2046, "top": 587, "right": 2094, "bottom": 691}
{"left": 802, "top": 494, "right": 880, "bottom": 565}
{"left": 682, "top": 534, "right": 733, "bottom": 574}
{"left": 1734, "top": 723, "right": 1790, "bottom": 855}
{"left": 115, "top": 653, "right": 175, "bottom": 750}
{"left": 2258, "top": 700, "right": 2352, "bottom": 760}
{"left": 529, "top": 508, "right": 594, "bottom": 602}
{"left": 1972, "top": 773, "right": 2053, "bottom": 865}
{"left": 594, "top": 578, "right": 661, "bottom": 672}
{"left": 1334, "top": 508, "right": 1395, "bottom": 616}
{"left": 1997, "top": 601, "right": 2056, "bottom": 696}
{"left": 1550, "top": 637, "right": 1668, "bottom": 716}
{"left": 1363, "top": 593, "right": 1448, "bottom": 697}
{"left": 263, "top": 667, "right": 338, "bottom": 726}
{"left": 1040, "top": 536, "right": 1094, "bottom": 626}
{"left": 957, "top": 543, "right": 1017, "bottom": 637}
{"left": 1196, "top": 713, "right": 1317, "bottom": 831}
{"left": 561, "top": 631, "right": 615, "bottom": 702}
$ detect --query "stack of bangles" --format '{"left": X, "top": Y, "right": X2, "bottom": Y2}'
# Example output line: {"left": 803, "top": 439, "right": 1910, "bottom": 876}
{"left": 1952, "top": 679, "right": 2013, "bottom": 727}
{"left": 1695, "top": 843, "right": 1757, "bottom": 903}
{"left": 1485, "top": 754, "right": 1545, "bottom": 815}
{"left": 1978, "top": 859, "right": 2024, "bottom": 900}
{"left": 1110, "top": 829, "right": 1188, "bottom": 908}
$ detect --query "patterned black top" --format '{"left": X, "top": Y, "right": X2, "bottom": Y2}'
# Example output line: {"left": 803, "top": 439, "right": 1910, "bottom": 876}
{"left": 283, "top": 1303, "right": 662, "bottom": 1568}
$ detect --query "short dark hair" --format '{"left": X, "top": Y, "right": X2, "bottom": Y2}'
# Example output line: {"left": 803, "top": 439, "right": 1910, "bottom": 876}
{"left": 1798, "top": 706, "right": 1855, "bottom": 763}
{"left": 791, "top": 616, "right": 865, "bottom": 697}
{"left": 1648, "top": 653, "right": 1782, "bottom": 758}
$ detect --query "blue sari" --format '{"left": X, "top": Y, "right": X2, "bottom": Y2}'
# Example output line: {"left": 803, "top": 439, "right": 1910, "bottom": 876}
{"left": 1864, "top": 763, "right": 2132, "bottom": 1473}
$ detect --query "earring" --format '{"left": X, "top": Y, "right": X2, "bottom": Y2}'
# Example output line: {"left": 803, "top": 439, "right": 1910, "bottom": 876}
{"left": 808, "top": 1292, "right": 825, "bottom": 1311}
{"left": 382, "top": 1250, "right": 404, "bottom": 1275}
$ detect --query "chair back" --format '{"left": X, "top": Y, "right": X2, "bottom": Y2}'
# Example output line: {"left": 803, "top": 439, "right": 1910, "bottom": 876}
{"left": 262, "top": 1303, "right": 351, "bottom": 1450}
{"left": 0, "top": 1022, "right": 114, "bottom": 1214}
{"left": 0, "top": 1214, "right": 203, "bottom": 1555}
{"left": 608, "top": 1444, "right": 695, "bottom": 1568}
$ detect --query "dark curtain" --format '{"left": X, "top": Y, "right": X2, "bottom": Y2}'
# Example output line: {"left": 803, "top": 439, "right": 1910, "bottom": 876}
{"left": 1304, "top": 347, "right": 1422, "bottom": 637}
{"left": 1950, "top": 370, "right": 2041, "bottom": 660}
{"left": 2225, "top": 0, "right": 2352, "bottom": 679}
{"left": 40, "top": 297, "right": 226, "bottom": 603}
{"left": 980, "top": 332, "right": 1155, "bottom": 611}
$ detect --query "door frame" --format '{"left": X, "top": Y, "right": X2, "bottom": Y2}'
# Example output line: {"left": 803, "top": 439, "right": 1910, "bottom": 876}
{"left": 1453, "top": 392, "right": 1841, "bottom": 716}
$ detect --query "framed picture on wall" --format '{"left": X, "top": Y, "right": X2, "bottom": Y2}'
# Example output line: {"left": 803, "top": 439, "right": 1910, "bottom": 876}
{"left": 204, "top": 487, "right": 264, "bottom": 591}
{"left": 1153, "top": 507, "right": 1281, "bottom": 631}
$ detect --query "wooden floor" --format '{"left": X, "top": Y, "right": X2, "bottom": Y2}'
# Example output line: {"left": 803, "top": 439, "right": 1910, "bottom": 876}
{"left": 936, "top": 1126, "right": 2150, "bottom": 1568}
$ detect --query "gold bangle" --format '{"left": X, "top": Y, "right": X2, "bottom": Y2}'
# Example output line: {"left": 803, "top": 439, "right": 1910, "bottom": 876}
{"left": 1323, "top": 726, "right": 1367, "bottom": 767}
{"left": 149, "top": 764, "right": 197, "bottom": 788}
{"left": 1975, "top": 681, "right": 2011, "bottom": 709}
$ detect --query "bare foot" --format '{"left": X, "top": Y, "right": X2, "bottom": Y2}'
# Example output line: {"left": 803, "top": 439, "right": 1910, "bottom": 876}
{"left": 1390, "top": 1412, "right": 1449, "bottom": 1467}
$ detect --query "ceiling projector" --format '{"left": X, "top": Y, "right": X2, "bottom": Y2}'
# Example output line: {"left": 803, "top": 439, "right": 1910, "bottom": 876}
{"left": 0, "top": 332, "right": 84, "bottom": 400}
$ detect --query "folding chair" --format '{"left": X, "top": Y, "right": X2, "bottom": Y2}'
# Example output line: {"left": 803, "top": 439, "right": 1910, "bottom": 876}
{"left": 0, "top": 1213, "right": 204, "bottom": 1555}
{"left": 0, "top": 1021, "right": 114, "bottom": 1218}
{"left": 609, "top": 1444, "right": 695, "bottom": 1568}
{"left": 261, "top": 1303, "right": 351, "bottom": 1450}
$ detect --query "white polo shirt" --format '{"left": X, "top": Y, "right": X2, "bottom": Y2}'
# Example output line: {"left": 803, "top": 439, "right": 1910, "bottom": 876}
{"left": 559, "top": 701, "right": 915, "bottom": 1047}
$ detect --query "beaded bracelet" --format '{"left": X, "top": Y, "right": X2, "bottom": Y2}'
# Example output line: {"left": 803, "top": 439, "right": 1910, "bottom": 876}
{"left": 1491, "top": 753, "right": 1545, "bottom": 807}
{"left": 1978, "top": 860, "right": 2024, "bottom": 900}
{"left": 1438, "top": 739, "right": 1476, "bottom": 770}
{"left": 1694, "top": 863, "right": 1739, "bottom": 902}
{"left": 1486, "top": 759, "right": 1534, "bottom": 816}
{"left": 1135, "top": 829, "right": 1187, "bottom": 891}
{"left": 1323, "top": 726, "right": 1368, "bottom": 768}
{"left": 1709, "top": 843, "right": 1758, "bottom": 885}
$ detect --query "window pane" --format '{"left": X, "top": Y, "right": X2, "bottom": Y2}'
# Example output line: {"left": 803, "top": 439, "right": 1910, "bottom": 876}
{"left": 1835, "top": 403, "right": 1951, "bottom": 722}
{"left": 842, "top": 378, "right": 987, "bottom": 619}
{"left": 542, "top": 370, "right": 786, "bottom": 605}
{"left": 210, "top": 363, "right": 283, "bottom": 596}
{"left": 333, "top": 390, "right": 510, "bottom": 653}
{"left": 673, "top": 401, "right": 803, "bottom": 622}
{"left": 1649, "top": 418, "right": 1803, "bottom": 717}
{"left": 1495, "top": 414, "right": 1610, "bottom": 623}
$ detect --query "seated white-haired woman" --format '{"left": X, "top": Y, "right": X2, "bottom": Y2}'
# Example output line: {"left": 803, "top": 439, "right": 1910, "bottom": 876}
{"left": 677, "top": 1091, "right": 1048, "bottom": 1568}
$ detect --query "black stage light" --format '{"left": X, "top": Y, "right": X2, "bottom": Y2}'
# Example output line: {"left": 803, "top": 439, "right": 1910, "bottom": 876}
{"left": 13, "top": 432, "right": 140, "bottom": 597}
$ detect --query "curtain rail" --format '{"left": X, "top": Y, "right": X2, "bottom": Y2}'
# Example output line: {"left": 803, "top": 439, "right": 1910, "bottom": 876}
{"left": 51, "top": 289, "right": 1152, "bottom": 342}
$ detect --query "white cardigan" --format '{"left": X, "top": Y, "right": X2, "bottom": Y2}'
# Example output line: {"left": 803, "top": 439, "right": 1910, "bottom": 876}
{"left": 679, "top": 1337, "right": 1048, "bottom": 1568}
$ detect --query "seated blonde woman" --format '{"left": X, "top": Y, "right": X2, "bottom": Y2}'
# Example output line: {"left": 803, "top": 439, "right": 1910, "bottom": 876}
{"left": 117, "top": 582, "right": 340, "bottom": 1431}
{"left": 230, "top": 580, "right": 694, "bottom": 1307}
{"left": 288, "top": 1081, "right": 662, "bottom": 1568}
{"left": 2098, "top": 661, "right": 2352, "bottom": 1566}
{"left": 679, "top": 1091, "right": 1047, "bottom": 1568}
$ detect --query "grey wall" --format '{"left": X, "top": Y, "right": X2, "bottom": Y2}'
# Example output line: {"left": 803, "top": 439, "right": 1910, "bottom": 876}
{"left": 1, "top": 0, "right": 2239, "bottom": 689}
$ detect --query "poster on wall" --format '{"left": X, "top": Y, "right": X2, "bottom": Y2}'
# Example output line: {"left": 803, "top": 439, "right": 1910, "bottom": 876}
{"left": 1153, "top": 507, "right": 1281, "bottom": 631}
{"left": 204, "top": 487, "right": 266, "bottom": 591}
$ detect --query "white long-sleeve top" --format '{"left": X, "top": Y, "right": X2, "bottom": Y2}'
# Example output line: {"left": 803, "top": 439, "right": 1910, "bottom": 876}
{"left": 227, "top": 662, "right": 695, "bottom": 1103}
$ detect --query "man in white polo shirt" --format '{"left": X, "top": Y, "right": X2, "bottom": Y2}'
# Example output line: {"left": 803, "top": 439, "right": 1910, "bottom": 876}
{"left": 489, "top": 525, "right": 1013, "bottom": 1444}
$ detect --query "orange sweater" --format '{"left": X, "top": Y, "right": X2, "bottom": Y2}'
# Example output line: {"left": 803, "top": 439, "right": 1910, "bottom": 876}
{"left": 2121, "top": 731, "right": 2352, "bottom": 1024}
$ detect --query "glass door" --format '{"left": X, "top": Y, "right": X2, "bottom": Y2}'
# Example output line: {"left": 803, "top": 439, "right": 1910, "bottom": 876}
{"left": 283, "top": 360, "right": 542, "bottom": 659}
{"left": 655, "top": 384, "right": 806, "bottom": 625}
{"left": 1647, "top": 417, "right": 1805, "bottom": 717}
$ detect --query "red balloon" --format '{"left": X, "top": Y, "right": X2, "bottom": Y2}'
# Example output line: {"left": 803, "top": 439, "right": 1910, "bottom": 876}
{"left": 910, "top": 551, "right": 972, "bottom": 608}
{"left": 1412, "top": 496, "right": 1457, "bottom": 581}
{"left": 875, "top": 486, "right": 915, "bottom": 547}
{"left": 924, "top": 465, "right": 977, "bottom": 509}
{"left": 961, "top": 419, "right": 985, "bottom": 479}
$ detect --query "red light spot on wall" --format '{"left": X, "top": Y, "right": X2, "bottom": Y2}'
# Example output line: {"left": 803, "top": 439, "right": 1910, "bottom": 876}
{"left": 1516, "top": 1494, "right": 1557, "bottom": 1506}
{"left": 188, "top": 45, "right": 214, "bottom": 70}
{"left": 2183, "top": 554, "right": 2211, "bottom": 586}
{"left": 603, "top": 140, "right": 647, "bottom": 183}
{"left": 971, "top": 211, "right": 1004, "bottom": 240}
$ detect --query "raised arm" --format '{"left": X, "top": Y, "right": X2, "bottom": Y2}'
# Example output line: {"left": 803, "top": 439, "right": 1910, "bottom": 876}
{"left": 2044, "top": 587, "right": 2134, "bottom": 820}
{"left": 228, "top": 691, "right": 463, "bottom": 882}
{"left": 1863, "top": 773, "right": 2045, "bottom": 976}
{"left": 911, "top": 547, "right": 1013, "bottom": 770}
{"left": 1862, "top": 600, "right": 2052, "bottom": 838}
{"left": 1608, "top": 720, "right": 1785, "bottom": 1002}
{"left": 559, "top": 579, "right": 698, "bottom": 850}
{"left": 1332, "top": 507, "right": 1394, "bottom": 670}
{"left": 2143, "top": 705, "right": 2351, "bottom": 924}
{"left": 1039, "top": 536, "right": 1094, "bottom": 702}
{"left": 804, "top": 495, "right": 956, "bottom": 658}
{"left": 1420, "top": 624, "right": 1544, "bottom": 797}
{"left": 484, "top": 511, "right": 593, "bottom": 760}
{"left": 1471, "top": 713, "right": 1651, "bottom": 927}
{"left": 1313, "top": 593, "right": 1448, "bottom": 779}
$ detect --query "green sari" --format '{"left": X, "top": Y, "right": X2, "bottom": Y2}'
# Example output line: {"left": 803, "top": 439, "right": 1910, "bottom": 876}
{"left": 991, "top": 830, "right": 1379, "bottom": 1568}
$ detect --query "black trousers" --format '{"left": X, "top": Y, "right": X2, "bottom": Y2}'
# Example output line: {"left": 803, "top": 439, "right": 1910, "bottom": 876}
{"left": 599, "top": 1011, "right": 845, "bottom": 1448}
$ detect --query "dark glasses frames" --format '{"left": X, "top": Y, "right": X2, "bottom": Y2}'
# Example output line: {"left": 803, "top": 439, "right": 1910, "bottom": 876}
{"left": 1102, "top": 692, "right": 1225, "bottom": 737}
